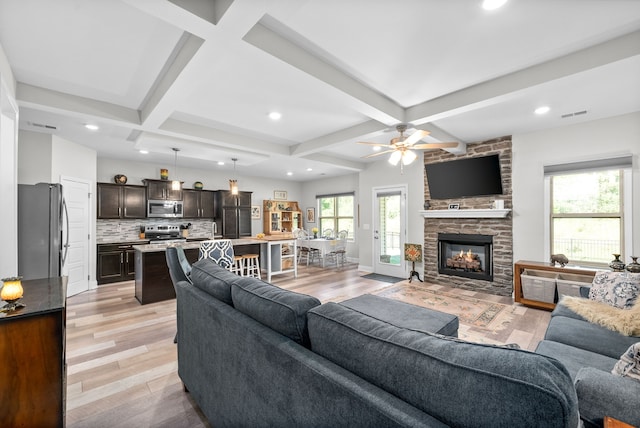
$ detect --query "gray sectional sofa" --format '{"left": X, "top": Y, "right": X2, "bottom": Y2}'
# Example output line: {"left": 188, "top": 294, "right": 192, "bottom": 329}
{"left": 175, "top": 259, "right": 580, "bottom": 427}
{"left": 536, "top": 299, "right": 640, "bottom": 428}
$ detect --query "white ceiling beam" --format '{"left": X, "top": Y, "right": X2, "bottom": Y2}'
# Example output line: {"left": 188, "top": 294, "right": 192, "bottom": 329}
{"left": 301, "top": 153, "right": 366, "bottom": 172}
{"left": 160, "top": 118, "right": 290, "bottom": 156}
{"left": 16, "top": 83, "right": 140, "bottom": 125}
{"left": 243, "top": 16, "right": 404, "bottom": 125}
{"left": 290, "top": 120, "right": 387, "bottom": 157}
{"left": 406, "top": 30, "right": 640, "bottom": 125}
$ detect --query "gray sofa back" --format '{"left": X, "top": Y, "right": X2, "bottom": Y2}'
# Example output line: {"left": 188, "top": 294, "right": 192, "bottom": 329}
{"left": 308, "top": 302, "right": 580, "bottom": 428}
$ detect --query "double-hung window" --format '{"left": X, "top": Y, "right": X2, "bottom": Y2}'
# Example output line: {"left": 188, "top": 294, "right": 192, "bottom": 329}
{"left": 545, "top": 156, "right": 632, "bottom": 267}
{"left": 317, "top": 193, "right": 355, "bottom": 240}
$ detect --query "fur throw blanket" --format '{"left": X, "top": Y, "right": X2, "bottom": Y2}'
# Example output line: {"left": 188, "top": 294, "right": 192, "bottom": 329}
{"left": 560, "top": 296, "right": 640, "bottom": 336}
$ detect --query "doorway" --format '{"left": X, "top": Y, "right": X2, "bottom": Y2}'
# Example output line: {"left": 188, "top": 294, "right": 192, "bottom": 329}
{"left": 373, "top": 186, "right": 407, "bottom": 278}
{"left": 61, "top": 176, "right": 91, "bottom": 297}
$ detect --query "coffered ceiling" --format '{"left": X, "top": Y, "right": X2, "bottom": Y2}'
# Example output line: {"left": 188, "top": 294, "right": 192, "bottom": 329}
{"left": 1, "top": 0, "right": 639, "bottom": 180}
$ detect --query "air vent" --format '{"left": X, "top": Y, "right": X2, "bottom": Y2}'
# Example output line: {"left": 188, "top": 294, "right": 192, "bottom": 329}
{"left": 560, "top": 110, "right": 588, "bottom": 119}
{"left": 27, "top": 121, "right": 57, "bottom": 130}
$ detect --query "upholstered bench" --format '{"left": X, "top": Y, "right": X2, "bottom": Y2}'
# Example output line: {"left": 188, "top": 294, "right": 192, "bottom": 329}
{"left": 339, "top": 294, "right": 459, "bottom": 337}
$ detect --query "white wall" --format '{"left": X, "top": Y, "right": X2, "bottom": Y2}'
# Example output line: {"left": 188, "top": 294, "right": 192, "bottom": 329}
{"left": 18, "top": 130, "right": 52, "bottom": 184}
{"left": 0, "top": 42, "right": 18, "bottom": 277}
{"left": 512, "top": 112, "right": 640, "bottom": 263}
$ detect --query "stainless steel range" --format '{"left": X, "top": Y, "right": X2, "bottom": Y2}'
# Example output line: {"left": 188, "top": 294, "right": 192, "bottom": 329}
{"left": 144, "top": 224, "right": 187, "bottom": 244}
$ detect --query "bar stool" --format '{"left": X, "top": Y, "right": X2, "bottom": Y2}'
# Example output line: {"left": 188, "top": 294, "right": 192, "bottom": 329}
{"left": 243, "top": 254, "right": 261, "bottom": 279}
{"left": 231, "top": 255, "right": 245, "bottom": 276}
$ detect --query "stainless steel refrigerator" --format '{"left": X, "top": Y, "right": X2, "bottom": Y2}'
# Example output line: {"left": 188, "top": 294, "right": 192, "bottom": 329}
{"left": 18, "top": 183, "right": 69, "bottom": 280}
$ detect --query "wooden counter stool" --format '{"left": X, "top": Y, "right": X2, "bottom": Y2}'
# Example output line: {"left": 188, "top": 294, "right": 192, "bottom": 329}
{"left": 243, "top": 254, "right": 261, "bottom": 279}
{"left": 231, "top": 255, "right": 245, "bottom": 276}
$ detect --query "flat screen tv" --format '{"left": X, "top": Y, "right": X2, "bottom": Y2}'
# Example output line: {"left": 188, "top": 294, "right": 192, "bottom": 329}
{"left": 425, "top": 154, "right": 503, "bottom": 199}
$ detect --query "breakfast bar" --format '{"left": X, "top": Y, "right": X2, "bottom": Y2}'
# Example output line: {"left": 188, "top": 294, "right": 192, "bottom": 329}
{"left": 132, "top": 237, "right": 296, "bottom": 304}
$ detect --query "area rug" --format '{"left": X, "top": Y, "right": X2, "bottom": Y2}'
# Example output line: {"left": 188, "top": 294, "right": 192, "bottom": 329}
{"left": 361, "top": 273, "right": 406, "bottom": 283}
{"left": 373, "top": 282, "right": 515, "bottom": 342}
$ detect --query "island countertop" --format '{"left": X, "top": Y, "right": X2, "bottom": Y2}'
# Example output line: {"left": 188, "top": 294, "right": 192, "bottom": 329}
{"left": 132, "top": 237, "right": 294, "bottom": 253}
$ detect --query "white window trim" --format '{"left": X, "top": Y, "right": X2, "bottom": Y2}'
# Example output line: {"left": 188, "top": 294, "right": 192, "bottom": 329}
{"left": 543, "top": 167, "right": 632, "bottom": 266}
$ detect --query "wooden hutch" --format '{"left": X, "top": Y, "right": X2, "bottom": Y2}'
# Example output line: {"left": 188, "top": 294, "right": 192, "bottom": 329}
{"left": 263, "top": 200, "right": 302, "bottom": 235}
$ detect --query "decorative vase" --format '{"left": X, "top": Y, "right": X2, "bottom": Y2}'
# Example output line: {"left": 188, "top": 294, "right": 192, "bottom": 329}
{"left": 194, "top": 181, "right": 204, "bottom": 190}
{"left": 114, "top": 174, "right": 127, "bottom": 184}
{"left": 609, "top": 254, "right": 626, "bottom": 272}
{"left": 626, "top": 256, "right": 640, "bottom": 273}
{"left": 160, "top": 169, "right": 169, "bottom": 180}
{"left": 313, "top": 233, "right": 318, "bottom": 239}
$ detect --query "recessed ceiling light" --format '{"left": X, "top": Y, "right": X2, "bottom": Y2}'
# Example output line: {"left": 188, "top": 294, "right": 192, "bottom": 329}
{"left": 535, "top": 106, "right": 550, "bottom": 115}
{"left": 139, "top": 149, "right": 149, "bottom": 154}
{"left": 268, "top": 111, "right": 282, "bottom": 120}
{"left": 85, "top": 124, "right": 99, "bottom": 131}
{"left": 217, "top": 161, "right": 225, "bottom": 166}
{"left": 482, "top": 0, "right": 507, "bottom": 10}
{"left": 306, "top": 168, "right": 313, "bottom": 172}
{"left": 287, "top": 172, "right": 293, "bottom": 176}
{"left": 373, "top": 146, "right": 381, "bottom": 152}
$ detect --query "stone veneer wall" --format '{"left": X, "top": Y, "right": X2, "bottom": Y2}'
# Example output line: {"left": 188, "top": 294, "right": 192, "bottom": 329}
{"left": 423, "top": 137, "right": 513, "bottom": 296}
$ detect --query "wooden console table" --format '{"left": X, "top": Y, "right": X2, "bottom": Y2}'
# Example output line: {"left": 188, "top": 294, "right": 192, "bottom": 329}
{"left": 513, "top": 260, "right": 597, "bottom": 310}
{"left": 0, "top": 276, "right": 67, "bottom": 427}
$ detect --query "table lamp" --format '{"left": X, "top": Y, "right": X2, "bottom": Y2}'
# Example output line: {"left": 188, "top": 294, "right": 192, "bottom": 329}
{"left": 1, "top": 276, "right": 25, "bottom": 312}
{"left": 404, "top": 244, "right": 423, "bottom": 283}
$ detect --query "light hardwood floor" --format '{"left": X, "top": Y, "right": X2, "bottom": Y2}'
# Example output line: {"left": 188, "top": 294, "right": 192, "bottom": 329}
{"left": 66, "top": 263, "right": 551, "bottom": 427}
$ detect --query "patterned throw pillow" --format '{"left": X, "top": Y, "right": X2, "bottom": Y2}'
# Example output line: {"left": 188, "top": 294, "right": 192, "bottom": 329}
{"left": 611, "top": 342, "right": 640, "bottom": 382}
{"left": 589, "top": 271, "right": 640, "bottom": 309}
{"left": 198, "top": 239, "right": 234, "bottom": 268}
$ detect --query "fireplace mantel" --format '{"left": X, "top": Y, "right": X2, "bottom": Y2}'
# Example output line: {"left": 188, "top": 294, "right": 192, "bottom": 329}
{"left": 420, "top": 209, "right": 511, "bottom": 219}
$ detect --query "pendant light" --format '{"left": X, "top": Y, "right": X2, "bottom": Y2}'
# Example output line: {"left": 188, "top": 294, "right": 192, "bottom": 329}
{"left": 171, "top": 148, "right": 181, "bottom": 191}
{"left": 229, "top": 158, "right": 239, "bottom": 195}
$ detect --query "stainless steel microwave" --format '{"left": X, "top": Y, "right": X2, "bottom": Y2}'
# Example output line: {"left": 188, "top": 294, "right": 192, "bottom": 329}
{"left": 147, "top": 199, "right": 183, "bottom": 218}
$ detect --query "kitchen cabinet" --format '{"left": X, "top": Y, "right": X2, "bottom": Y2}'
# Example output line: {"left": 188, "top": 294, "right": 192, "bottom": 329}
{"left": 183, "top": 189, "right": 215, "bottom": 218}
{"left": 97, "top": 183, "right": 146, "bottom": 219}
{"left": 215, "top": 190, "right": 252, "bottom": 239}
{"left": 0, "top": 277, "right": 66, "bottom": 427}
{"left": 97, "top": 242, "right": 145, "bottom": 284}
{"left": 143, "top": 179, "right": 183, "bottom": 201}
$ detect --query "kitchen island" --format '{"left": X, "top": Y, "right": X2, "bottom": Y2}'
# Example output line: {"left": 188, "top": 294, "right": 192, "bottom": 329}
{"left": 132, "top": 237, "right": 296, "bottom": 304}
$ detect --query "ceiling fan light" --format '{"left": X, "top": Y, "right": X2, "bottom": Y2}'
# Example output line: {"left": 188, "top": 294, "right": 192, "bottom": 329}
{"left": 388, "top": 151, "right": 402, "bottom": 166}
{"left": 402, "top": 149, "right": 417, "bottom": 165}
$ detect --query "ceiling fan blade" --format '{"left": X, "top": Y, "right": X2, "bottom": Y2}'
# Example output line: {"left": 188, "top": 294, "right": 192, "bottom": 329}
{"left": 362, "top": 149, "right": 395, "bottom": 159}
{"left": 403, "top": 129, "right": 430, "bottom": 147}
{"left": 412, "top": 142, "right": 459, "bottom": 149}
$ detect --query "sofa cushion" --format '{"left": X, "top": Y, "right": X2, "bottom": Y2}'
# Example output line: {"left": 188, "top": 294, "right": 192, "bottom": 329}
{"left": 339, "top": 294, "right": 459, "bottom": 337}
{"left": 589, "top": 271, "right": 640, "bottom": 309}
{"left": 190, "top": 258, "right": 237, "bottom": 305}
{"left": 544, "top": 315, "right": 640, "bottom": 359}
{"left": 231, "top": 278, "right": 321, "bottom": 347}
{"left": 308, "top": 302, "right": 579, "bottom": 428}
{"left": 612, "top": 342, "right": 640, "bottom": 382}
{"left": 535, "top": 339, "right": 617, "bottom": 379}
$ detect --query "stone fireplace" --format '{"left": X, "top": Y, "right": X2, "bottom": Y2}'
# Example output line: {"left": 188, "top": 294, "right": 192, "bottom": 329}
{"left": 423, "top": 137, "right": 513, "bottom": 296}
{"left": 438, "top": 233, "right": 493, "bottom": 282}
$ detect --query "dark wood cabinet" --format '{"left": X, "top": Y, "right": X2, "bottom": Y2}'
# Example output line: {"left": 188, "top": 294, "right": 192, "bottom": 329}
{"left": 183, "top": 189, "right": 215, "bottom": 218}
{"left": 97, "top": 242, "right": 142, "bottom": 284}
{"left": 97, "top": 183, "right": 146, "bottom": 219}
{"left": 215, "top": 190, "right": 252, "bottom": 239}
{"left": 0, "top": 277, "right": 66, "bottom": 427}
{"left": 144, "top": 179, "right": 182, "bottom": 201}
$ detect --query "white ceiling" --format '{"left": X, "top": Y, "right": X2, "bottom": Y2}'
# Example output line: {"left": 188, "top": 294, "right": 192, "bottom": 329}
{"left": 1, "top": 0, "right": 639, "bottom": 181}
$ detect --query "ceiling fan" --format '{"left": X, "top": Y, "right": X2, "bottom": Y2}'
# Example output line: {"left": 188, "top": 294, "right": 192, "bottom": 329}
{"left": 358, "top": 124, "right": 458, "bottom": 171}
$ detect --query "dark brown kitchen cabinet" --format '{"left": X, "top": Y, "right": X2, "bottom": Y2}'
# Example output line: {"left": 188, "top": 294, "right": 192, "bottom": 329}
{"left": 183, "top": 189, "right": 215, "bottom": 218}
{"left": 97, "top": 183, "right": 146, "bottom": 219}
{"left": 144, "top": 179, "right": 183, "bottom": 201}
{"left": 97, "top": 242, "right": 142, "bottom": 284}
{"left": 215, "top": 190, "right": 252, "bottom": 239}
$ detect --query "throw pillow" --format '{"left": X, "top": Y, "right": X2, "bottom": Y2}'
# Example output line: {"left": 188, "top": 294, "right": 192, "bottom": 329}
{"left": 561, "top": 296, "right": 640, "bottom": 336}
{"left": 589, "top": 271, "right": 640, "bottom": 309}
{"left": 611, "top": 342, "right": 640, "bottom": 382}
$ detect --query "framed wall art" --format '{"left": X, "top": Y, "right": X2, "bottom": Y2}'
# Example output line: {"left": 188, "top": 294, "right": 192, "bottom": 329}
{"left": 274, "top": 190, "right": 287, "bottom": 200}
{"left": 306, "top": 207, "right": 315, "bottom": 223}
{"left": 251, "top": 205, "right": 261, "bottom": 219}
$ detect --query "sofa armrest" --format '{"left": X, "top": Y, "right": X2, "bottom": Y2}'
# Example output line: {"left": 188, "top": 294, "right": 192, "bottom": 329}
{"left": 574, "top": 367, "right": 640, "bottom": 427}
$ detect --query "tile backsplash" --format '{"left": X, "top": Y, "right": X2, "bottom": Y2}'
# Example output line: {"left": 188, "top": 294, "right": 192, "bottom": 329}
{"left": 96, "top": 218, "right": 215, "bottom": 243}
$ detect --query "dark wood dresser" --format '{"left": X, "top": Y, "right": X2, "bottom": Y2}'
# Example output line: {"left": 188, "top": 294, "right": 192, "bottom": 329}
{"left": 0, "top": 276, "right": 67, "bottom": 427}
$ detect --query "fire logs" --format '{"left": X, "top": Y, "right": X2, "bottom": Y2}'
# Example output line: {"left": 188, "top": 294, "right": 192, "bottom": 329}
{"left": 446, "top": 249, "right": 481, "bottom": 271}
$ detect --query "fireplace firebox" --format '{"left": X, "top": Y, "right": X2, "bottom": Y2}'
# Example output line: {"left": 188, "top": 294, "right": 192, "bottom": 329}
{"left": 438, "top": 233, "right": 493, "bottom": 281}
